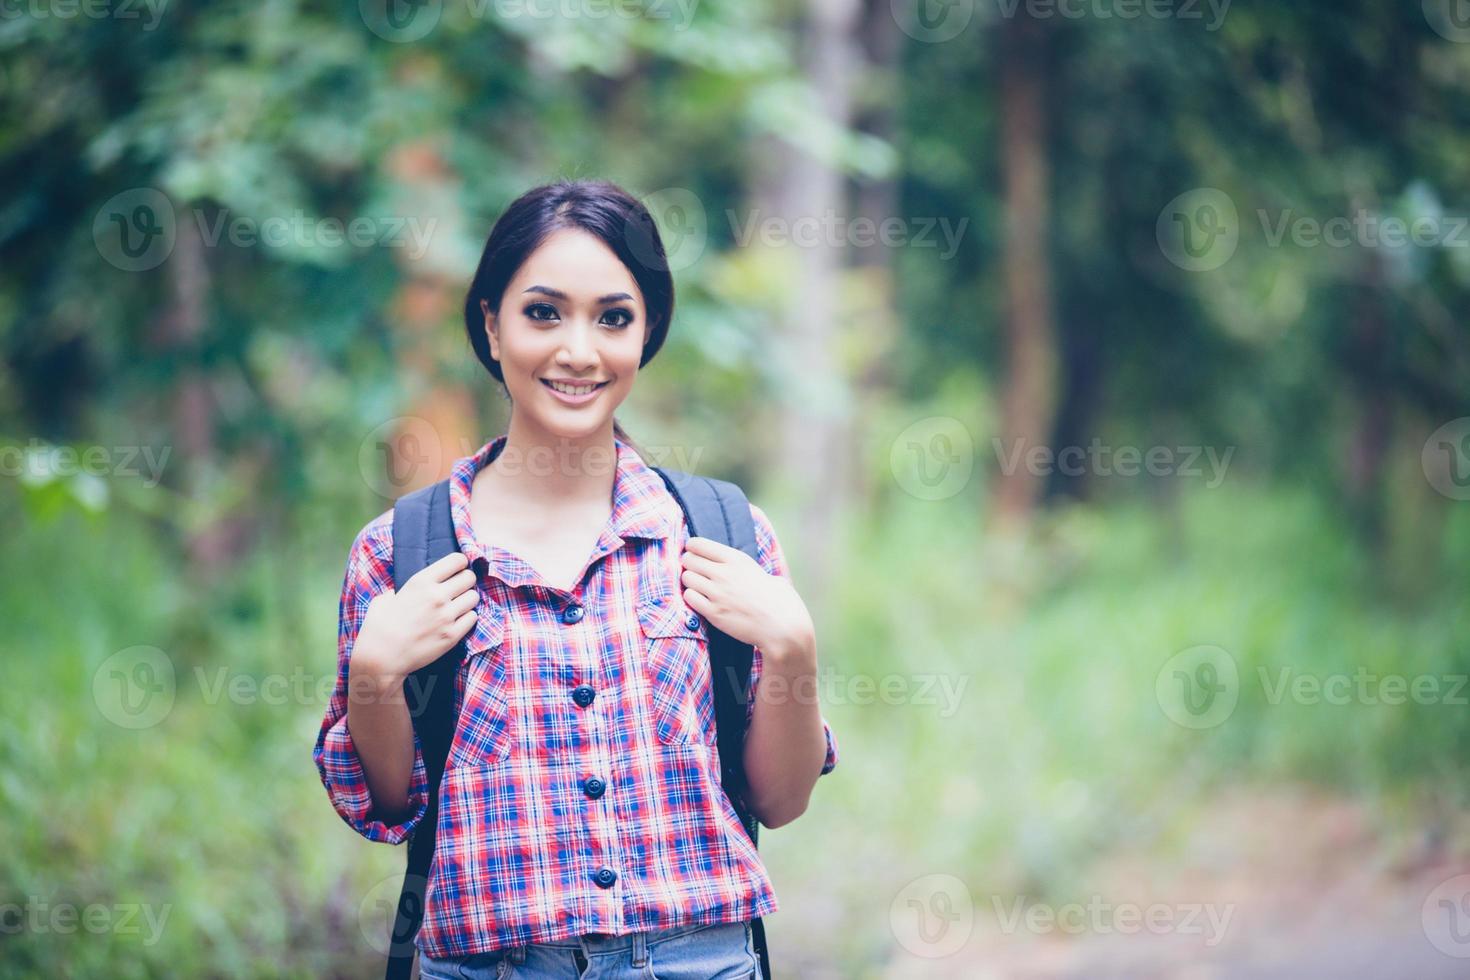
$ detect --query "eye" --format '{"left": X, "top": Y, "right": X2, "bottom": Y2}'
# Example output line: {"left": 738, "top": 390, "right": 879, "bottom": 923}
{"left": 602, "top": 307, "right": 634, "bottom": 329}
{"left": 524, "top": 303, "right": 559, "bottom": 322}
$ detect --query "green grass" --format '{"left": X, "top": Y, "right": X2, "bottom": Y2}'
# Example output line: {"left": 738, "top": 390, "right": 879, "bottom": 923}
{"left": 2, "top": 476, "right": 1467, "bottom": 976}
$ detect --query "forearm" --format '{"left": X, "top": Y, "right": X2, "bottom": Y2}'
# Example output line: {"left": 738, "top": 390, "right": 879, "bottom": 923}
{"left": 741, "top": 632, "right": 826, "bottom": 828}
{"left": 346, "top": 660, "right": 418, "bottom": 821}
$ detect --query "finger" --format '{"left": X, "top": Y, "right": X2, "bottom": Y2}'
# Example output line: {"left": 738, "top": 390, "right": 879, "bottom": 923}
{"left": 449, "top": 585, "right": 480, "bottom": 616}
{"left": 679, "top": 549, "right": 719, "bottom": 574}
{"left": 682, "top": 587, "right": 709, "bottom": 612}
{"left": 441, "top": 568, "right": 478, "bottom": 597}
{"left": 453, "top": 608, "right": 477, "bottom": 638}
{"left": 427, "top": 551, "right": 471, "bottom": 582}
{"left": 680, "top": 568, "right": 716, "bottom": 594}
{"left": 683, "top": 536, "right": 732, "bottom": 561}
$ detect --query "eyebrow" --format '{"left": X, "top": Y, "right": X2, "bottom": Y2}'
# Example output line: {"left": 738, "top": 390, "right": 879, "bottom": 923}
{"left": 523, "top": 285, "right": 635, "bottom": 304}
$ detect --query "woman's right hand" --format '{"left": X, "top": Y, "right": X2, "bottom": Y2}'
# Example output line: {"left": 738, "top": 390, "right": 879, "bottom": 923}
{"left": 351, "top": 551, "right": 480, "bottom": 683}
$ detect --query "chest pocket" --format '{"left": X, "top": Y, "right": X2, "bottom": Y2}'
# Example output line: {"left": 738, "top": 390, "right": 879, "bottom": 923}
{"left": 447, "top": 599, "right": 514, "bottom": 770}
{"left": 637, "top": 593, "right": 716, "bottom": 747}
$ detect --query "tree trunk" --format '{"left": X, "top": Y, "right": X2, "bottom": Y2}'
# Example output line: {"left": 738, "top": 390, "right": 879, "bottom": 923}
{"left": 847, "top": 0, "right": 903, "bottom": 513}
{"left": 1345, "top": 249, "right": 1390, "bottom": 547}
{"left": 767, "top": 0, "right": 864, "bottom": 618}
{"left": 992, "top": 12, "right": 1059, "bottom": 527}
{"left": 154, "top": 206, "right": 231, "bottom": 573}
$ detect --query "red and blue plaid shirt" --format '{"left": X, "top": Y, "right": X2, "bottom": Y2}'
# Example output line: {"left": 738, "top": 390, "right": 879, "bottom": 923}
{"left": 314, "top": 434, "right": 838, "bottom": 957}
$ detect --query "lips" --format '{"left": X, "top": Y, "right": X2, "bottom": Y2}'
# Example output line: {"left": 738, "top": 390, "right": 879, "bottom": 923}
{"left": 540, "top": 378, "right": 609, "bottom": 404}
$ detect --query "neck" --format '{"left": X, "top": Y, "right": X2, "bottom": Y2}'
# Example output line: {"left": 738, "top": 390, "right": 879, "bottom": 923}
{"left": 486, "top": 413, "right": 619, "bottom": 507}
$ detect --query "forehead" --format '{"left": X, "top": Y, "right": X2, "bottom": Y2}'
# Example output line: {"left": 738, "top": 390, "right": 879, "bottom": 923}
{"left": 511, "top": 227, "right": 641, "bottom": 302}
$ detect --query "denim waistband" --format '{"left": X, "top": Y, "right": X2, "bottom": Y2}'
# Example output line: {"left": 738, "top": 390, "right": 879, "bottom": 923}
{"left": 526, "top": 919, "right": 740, "bottom": 951}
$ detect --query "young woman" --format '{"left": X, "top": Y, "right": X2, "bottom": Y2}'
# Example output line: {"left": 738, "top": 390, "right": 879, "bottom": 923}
{"left": 314, "top": 179, "right": 838, "bottom": 979}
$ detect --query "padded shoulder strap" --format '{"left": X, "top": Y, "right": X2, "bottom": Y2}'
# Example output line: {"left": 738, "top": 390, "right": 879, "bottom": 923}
{"left": 653, "top": 468, "right": 760, "bottom": 562}
{"left": 654, "top": 468, "right": 774, "bottom": 979}
{"left": 652, "top": 467, "right": 761, "bottom": 849}
{"left": 385, "top": 478, "right": 464, "bottom": 980}
{"left": 391, "top": 478, "right": 455, "bottom": 590}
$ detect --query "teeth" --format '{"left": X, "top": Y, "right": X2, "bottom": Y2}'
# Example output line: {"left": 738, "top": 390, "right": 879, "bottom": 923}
{"left": 547, "top": 380, "right": 600, "bottom": 395}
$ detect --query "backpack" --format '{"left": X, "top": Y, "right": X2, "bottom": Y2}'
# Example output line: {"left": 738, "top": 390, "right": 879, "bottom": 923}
{"left": 382, "top": 466, "right": 772, "bottom": 980}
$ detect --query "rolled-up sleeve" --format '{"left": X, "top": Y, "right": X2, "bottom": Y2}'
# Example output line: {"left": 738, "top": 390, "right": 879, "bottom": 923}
{"left": 313, "top": 514, "right": 430, "bottom": 843}
{"left": 745, "top": 502, "right": 839, "bottom": 777}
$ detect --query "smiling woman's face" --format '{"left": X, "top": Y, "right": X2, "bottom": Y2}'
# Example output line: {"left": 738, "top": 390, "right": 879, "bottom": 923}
{"left": 481, "top": 227, "right": 650, "bottom": 442}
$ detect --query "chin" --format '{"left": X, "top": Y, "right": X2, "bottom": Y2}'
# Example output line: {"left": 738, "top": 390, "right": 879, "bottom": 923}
{"left": 538, "top": 412, "right": 614, "bottom": 441}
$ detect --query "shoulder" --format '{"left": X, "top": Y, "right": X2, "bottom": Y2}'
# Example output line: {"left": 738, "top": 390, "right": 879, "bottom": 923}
{"left": 746, "top": 500, "right": 777, "bottom": 545}
{"left": 745, "top": 500, "right": 789, "bottom": 579}
{"left": 343, "top": 506, "right": 395, "bottom": 582}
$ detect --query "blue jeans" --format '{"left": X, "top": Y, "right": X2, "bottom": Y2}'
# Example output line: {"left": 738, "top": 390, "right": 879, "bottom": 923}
{"left": 417, "top": 920, "right": 759, "bottom": 979}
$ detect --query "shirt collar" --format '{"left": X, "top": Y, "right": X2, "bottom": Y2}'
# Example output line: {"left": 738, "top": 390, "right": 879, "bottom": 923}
{"left": 448, "top": 433, "right": 681, "bottom": 587}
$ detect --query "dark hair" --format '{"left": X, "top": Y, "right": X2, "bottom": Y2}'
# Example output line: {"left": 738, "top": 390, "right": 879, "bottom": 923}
{"left": 463, "top": 179, "right": 676, "bottom": 450}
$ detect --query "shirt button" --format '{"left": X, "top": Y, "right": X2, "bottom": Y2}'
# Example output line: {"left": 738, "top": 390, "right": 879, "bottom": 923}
{"left": 582, "top": 776, "right": 606, "bottom": 799}
{"left": 571, "top": 684, "right": 596, "bottom": 708}
{"left": 685, "top": 613, "right": 700, "bottom": 631}
{"left": 592, "top": 867, "right": 618, "bottom": 889}
{"left": 561, "top": 602, "right": 584, "bottom": 625}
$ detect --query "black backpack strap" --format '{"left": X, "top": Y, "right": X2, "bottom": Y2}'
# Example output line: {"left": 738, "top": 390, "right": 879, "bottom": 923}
{"left": 385, "top": 478, "right": 465, "bottom": 980}
{"left": 653, "top": 467, "right": 773, "bottom": 980}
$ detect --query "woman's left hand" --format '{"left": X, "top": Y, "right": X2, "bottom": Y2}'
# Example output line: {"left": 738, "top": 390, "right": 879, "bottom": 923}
{"left": 678, "top": 536, "right": 815, "bottom": 662}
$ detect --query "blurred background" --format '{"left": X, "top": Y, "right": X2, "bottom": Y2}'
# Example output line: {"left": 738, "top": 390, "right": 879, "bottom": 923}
{"left": 5, "top": 0, "right": 1470, "bottom": 976}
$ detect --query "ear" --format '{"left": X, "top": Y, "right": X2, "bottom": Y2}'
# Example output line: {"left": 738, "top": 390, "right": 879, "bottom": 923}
{"left": 480, "top": 298, "right": 499, "bottom": 362}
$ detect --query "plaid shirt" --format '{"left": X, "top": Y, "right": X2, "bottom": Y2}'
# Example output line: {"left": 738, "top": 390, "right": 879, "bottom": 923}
{"left": 314, "top": 434, "right": 838, "bottom": 957}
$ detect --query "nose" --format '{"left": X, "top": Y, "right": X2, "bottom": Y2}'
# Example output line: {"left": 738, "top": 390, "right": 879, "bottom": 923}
{"left": 556, "top": 319, "right": 599, "bottom": 372}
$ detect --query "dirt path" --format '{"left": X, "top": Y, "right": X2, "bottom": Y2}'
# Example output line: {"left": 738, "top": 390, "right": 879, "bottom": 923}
{"left": 884, "top": 787, "right": 1470, "bottom": 979}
